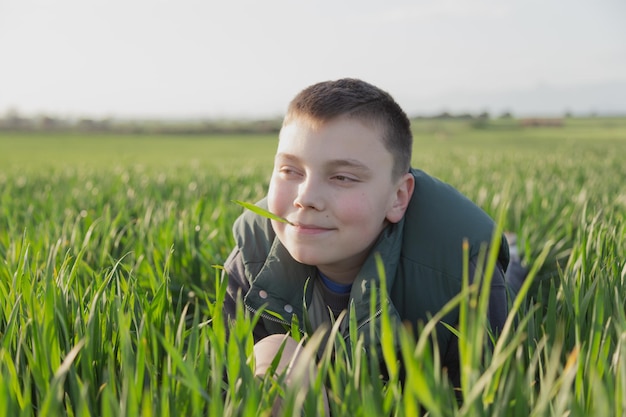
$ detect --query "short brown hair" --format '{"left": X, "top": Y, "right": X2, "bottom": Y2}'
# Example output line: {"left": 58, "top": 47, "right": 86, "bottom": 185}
{"left": 283, "top": 78, "right": 413, "bottom": 180}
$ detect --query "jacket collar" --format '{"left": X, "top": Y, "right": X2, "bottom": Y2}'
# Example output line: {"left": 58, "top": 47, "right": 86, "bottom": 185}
{"left": 244, "top": 218, "right": 405, "bottom": 328}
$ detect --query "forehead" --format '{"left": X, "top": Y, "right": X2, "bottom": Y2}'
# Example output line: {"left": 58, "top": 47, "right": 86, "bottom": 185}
{"left": 278, "top": 116, "right": 385, "bottom": 147}
{"left": 276, "top": 116, "right": 393, "bottom": 170}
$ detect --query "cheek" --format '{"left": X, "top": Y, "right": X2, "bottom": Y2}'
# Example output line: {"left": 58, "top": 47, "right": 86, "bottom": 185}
{"left": 267, "top": 179, "right": 290, "bottom": 215}
{"left": 335, "top": 193, "right": 381, "bottom": 225}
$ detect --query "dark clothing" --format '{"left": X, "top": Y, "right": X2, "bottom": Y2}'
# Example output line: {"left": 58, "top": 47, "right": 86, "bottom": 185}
{"left": 223, "top": 168, "right": 512, "bottom": 387}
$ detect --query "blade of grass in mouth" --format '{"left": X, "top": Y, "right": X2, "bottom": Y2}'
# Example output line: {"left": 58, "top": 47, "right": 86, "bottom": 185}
{"left": 232, "top": 200, "right": 294, "bottom": 225}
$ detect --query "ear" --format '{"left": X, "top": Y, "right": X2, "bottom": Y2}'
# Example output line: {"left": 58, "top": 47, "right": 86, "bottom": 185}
{"left": 386, "top": 172, "right": 415, "bottom": 223}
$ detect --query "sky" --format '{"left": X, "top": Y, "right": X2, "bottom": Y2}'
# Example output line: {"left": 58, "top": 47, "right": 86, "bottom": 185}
{"left": 1, "top": 0, "right": 625, "bottom": 119}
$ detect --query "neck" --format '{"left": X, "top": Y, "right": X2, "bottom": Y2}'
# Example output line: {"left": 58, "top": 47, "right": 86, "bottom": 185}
{"left": 318, "top": 270, "right": 353, "bottom": 294}
{"left": 316, "top": 265, "right": 358, "bottom": 285}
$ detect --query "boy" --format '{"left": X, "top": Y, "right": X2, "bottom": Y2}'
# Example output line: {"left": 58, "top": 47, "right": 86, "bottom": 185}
{"left": 223, "top": 78, "right": 513, "bottom": 394}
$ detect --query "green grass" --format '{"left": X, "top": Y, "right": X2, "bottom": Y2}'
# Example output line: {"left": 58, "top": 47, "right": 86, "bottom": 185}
{"left": 0, "top": 118, "right": 625, "bottom": 416}
{"left": 0, "top": 132, "right": 277, "bottom": 171}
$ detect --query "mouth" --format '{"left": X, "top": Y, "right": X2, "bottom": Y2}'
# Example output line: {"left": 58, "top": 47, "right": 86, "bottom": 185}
{"left": 289, "top": 222, "right": 334, "bottom": 235}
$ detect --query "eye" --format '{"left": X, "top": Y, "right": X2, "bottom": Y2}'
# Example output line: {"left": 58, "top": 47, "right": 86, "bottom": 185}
{"left": 278, "top": 166, "right": 302, "bottom": 178}
{"left": 332, "top": 175, "right": 357, "bottom": 183}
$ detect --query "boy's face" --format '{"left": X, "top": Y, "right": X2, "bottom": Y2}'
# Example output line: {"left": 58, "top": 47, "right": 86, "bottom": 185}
{"left": 268, "top": 116, "right": 414, "bottom": 283}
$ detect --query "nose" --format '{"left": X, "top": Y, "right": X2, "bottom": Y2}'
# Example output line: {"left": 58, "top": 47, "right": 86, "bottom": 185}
{"left": 293, "top": 176, "right": 324, "bottom": 210}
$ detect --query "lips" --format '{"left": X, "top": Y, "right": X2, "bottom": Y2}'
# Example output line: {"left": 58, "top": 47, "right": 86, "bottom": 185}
{"left": 289, "top": 222, "right": 334, "bottom": 234}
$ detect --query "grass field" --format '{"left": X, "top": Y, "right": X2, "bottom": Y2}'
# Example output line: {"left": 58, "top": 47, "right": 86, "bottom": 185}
{"left": 0, "top": 118, "right": 625, "bottom": 416}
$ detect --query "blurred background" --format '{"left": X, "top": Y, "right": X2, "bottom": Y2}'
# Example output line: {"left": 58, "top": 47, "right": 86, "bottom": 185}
{"left": 1, "top": 0, "right": 625, "bottom": 131}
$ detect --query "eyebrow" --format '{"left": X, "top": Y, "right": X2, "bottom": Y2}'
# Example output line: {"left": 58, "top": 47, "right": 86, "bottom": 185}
{"left": 275, "top": 153, "right": 371, "bottom": 172}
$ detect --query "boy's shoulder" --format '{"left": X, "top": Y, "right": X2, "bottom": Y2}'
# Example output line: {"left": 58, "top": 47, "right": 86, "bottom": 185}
{"left": 407, "top": 168, "right": 494, "bottom": 225}
{"left": 403, "top": 168, "right": 506, "bottom": 262}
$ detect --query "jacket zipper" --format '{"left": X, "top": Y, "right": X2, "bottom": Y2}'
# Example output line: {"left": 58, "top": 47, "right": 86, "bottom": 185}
{"left": 341, "top": 308, "right": 383, "bottom": 341}
{"left": 357, "top": 308, "right": 383, "bottom": 331}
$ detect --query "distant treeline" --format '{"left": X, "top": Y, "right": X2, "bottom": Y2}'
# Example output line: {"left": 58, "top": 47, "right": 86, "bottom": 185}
{"left": 0, "top": 111, "right": 285, "bottom": 135}
{"left": 0, "top": 109, "right": 579, "bottom": 134}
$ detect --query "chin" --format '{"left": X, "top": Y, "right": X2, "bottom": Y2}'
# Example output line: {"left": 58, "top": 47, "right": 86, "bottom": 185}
{"left": 286, "top": 248, "right": 326, "bottom": 266}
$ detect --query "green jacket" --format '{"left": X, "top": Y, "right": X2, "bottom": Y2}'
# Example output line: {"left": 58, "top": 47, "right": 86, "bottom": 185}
{"left": 224, "top": 168, "right": 510, "bottom": 379}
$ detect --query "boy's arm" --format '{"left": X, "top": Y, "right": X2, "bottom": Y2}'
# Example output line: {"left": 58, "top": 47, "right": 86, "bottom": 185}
{"left": 442, "top": 256, "right": 508, "bottom": 398}
{"left": 222, "top": 247, "right": 271, "bottom": 342}
{"left": 222, "top": 247, "right": 250, "bottom": 322}
{"left": 469, "top": 257, "right": 509, "bottom": 334}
